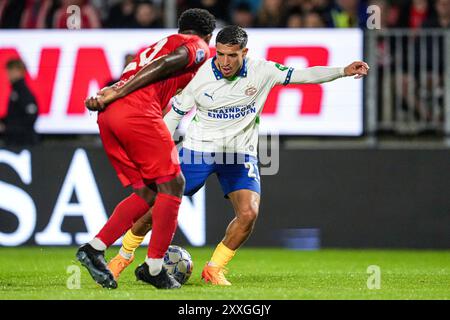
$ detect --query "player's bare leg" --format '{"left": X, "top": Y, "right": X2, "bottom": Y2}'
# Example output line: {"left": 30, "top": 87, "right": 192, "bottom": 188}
{"left": 108, "top": 175, "right": 186, "bottom": 285}
{"left": 132, "top": 210, "right": 153, "bottom": 236}
{"left": 222, "top": 190, "right": 260, "bottom": 249}
{"left": 134, "top": 173, "right": 185, "bottom": 289}
{"left": 108, "top": 210, "right": 153, "bottom": 280}
{"left": 202, "top": 189, "right": 260, "bottom": 286}
{"left": 77, "top": 184, "right": 157, "bottom": 288}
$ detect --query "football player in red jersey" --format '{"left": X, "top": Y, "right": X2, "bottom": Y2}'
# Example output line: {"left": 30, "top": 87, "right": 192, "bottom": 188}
{"left": 76, "top": 8, "right": 216, "bottom": 290}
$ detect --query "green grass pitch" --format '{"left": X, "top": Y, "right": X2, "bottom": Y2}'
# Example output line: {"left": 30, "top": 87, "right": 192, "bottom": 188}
{"left": 0, "top": 247, "right": 449, "bottom": 300}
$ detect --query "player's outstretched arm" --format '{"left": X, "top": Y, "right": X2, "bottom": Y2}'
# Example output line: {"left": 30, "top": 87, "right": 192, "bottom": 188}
{"left": 84, "top": 46, "right": 191, "bottom": 112}
{"left": 343, "top": 61, "right": 370, "bottom": 79}
{"left": 289, "top": 61, "right": 369, "bottom": 84}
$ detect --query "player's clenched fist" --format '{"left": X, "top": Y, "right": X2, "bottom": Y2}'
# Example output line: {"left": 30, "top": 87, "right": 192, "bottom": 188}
{"left": 84, "top": 86, "right": 121, "bottom": 112}
{"left": 344, "top": 61, "right": 370, "bottom": 79}
{"left": 85, "top": 96, "right": 104, "bottom": 112}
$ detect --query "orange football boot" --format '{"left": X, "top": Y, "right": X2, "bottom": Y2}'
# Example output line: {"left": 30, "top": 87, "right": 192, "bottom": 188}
{"left": 107, "top": 254, "right": 134, "bottom": 280}
{"left": 201, "top": 262, "right": 232, "bottom": 286}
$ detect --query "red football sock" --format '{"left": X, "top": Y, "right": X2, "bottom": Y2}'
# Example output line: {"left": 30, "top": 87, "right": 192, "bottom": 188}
{"left": 96, "top": 193, "right": 150, "bottom": 247}
{"left": 147, "top": 193, "right": 181, "bottom": 258}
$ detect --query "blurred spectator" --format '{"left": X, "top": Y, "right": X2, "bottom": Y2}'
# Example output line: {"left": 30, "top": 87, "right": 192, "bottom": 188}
{"left": 231, "top": 0, "right": 261, "bottom": 14}
{"left": 187, "top": 0, "right": 231, "bottom": 25}
{"left": 0, "top": 0, "right": 26, "bottom": 28}
{"left": 368, "top": 0, "right": 392, "bottom": 29}
{"left": 288, "top": 0, "right": 315, "bottom": 12}
{"left": 397, "top": 0, "right": 433, "bottom": 29}
{"left": 232, "top": 2, "right": 255, "bottom": 27}
{"left": 256, "top": 0, "right": 286, "bottom": 27}
{"left": 52, "top": 0, "right": 101, "bottom": 29}
{"left": 0, "top": 0, "right": 59, "bottom": 29}
{"left": 327, "top": 0, "right": 368, "bottom": 28}
{"left": 311, "top": 0, "right": 332, "bottom": 12}
{"left": 422, "top": 0, "right": 450, "bottom": 28}
{"left": 105, "top": 0, "right": 136, "bottom": 28}
{"left": 370, "top": 0, "right": 398, "bottom": 125}
{"left": 418, "top": 0, "right": 449, "bottom": 121}
{"left": 20, "top": 0, "right": 58, "bottom": 28}
{"left": 1, "top": 0, "right": 448, "bottom": 31}
{"left": 285, "top": 8, "right": 303, "bottom": 28}
{"left": 285, "top": 0, "right": 302, "bottom": 9}
{"left": 132, "top": 0, "right": 162, "bottom": 28}
{"left": 0, "top": 59, "right": 39, "bottom": 146}
{"left": 304, "top": 10, "right": 327, "bottom": 27}
{"left": 285, "top": 0, "right": 332, "bottom": 16}
{"left": 285, "top": 0, "right": 331, "bottom": 27}
{"left": 89, "top": 0, "right": 110, "bottom": 21}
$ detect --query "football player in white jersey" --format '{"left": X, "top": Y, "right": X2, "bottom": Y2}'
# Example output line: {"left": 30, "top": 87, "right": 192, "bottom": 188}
{"left": 92, "top": 26, "right": 369, "bottom": 286}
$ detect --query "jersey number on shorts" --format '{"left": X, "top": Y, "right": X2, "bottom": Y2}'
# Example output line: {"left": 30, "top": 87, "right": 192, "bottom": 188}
{"left": 245, "top": 162, "right": 260, "bottom": 182}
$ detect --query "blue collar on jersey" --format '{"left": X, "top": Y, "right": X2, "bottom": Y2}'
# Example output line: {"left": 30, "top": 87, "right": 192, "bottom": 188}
{"left": 211, "top": 56, "right": 248, "bottom": 80}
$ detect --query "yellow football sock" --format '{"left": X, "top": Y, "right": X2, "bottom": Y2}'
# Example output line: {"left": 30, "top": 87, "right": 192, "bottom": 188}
{"left": 121, "top": 230, "right": 145, "bottom": 256}
{"left": 210, "top": 242, "right": 236, "bottom": 268}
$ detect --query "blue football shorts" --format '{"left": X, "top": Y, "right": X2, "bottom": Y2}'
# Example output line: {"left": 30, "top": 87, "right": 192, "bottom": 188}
{"left": 178, "top": 148, "right": 261, "bottom": 198}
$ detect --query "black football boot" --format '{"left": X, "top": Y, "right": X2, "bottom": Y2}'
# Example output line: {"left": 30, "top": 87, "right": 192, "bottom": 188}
{"left": 76, "top": 243, "right": 117, "bottom": 289}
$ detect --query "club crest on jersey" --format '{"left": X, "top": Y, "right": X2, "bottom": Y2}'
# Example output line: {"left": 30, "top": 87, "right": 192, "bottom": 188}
{"left": 245, "top": 86, "right": 257, "bottom": 96}
{"left": 195, "top": 49, "right": 206, "bottom": 64}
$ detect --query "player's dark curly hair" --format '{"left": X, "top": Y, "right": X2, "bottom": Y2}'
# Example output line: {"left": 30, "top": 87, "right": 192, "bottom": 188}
{"left": 178, "top": 8, "right": 216, "bottom": 36}
{"left": 216, "top": 25, "right": 248, "bottom": 49}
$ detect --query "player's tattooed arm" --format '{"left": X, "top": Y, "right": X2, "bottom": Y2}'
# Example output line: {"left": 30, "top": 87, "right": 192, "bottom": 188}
{"left": 84, "top": 46, "right": 191, "bottom": 112}
{"left": 112, "top": 46, "right": 191, "bottom": 98}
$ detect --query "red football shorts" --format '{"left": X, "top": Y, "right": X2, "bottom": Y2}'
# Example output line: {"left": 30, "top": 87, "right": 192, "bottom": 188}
{"left": 97, "top": 100, "right": 180, "bottom": 188}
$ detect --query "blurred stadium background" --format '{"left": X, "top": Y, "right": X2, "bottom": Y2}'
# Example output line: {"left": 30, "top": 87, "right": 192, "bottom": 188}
{"left": 0, "top": 0, "right": 449, "bottom": 274}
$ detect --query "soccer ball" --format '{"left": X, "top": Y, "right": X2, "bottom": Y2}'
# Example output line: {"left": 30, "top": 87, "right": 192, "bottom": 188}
{"left": 163, "top": 245, "right": 193, "bottom": 285}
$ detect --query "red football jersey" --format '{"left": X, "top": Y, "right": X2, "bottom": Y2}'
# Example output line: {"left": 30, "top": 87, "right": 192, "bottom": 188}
{"left": 116, "top": 34, "right": 209, "bottom": 114}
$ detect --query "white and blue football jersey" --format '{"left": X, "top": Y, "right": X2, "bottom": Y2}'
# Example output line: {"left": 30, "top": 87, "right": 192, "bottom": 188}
{"left": 165, "top": 56, "right": 345, "bottom": 156}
